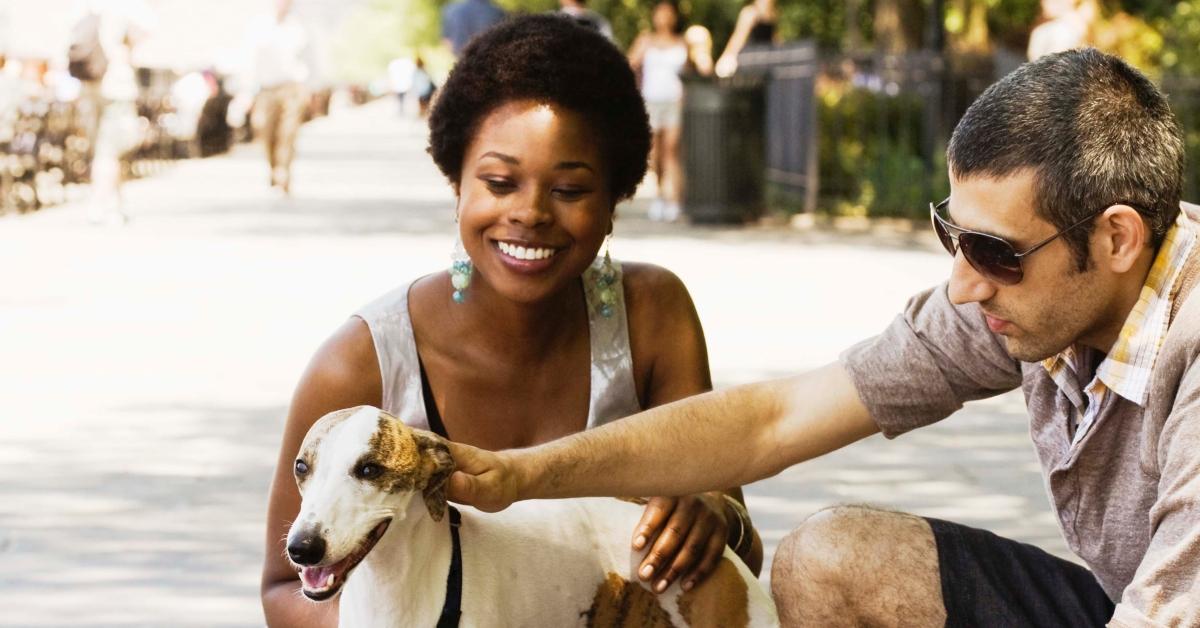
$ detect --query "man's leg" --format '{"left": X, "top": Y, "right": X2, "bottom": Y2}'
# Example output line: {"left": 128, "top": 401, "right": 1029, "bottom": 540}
{"left": 771, "top": 505, "right": 945, "bottom": 627}
{"left": 272, "top": 84, "right": 308, "bottom": 194}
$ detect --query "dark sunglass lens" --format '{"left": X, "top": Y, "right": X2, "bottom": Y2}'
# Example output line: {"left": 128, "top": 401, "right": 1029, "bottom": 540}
{"left": 932, "top": 215, "right": 957, "bottom": 256}
{"left": 960, "top": 234, "right": 1023, "bottom": 285}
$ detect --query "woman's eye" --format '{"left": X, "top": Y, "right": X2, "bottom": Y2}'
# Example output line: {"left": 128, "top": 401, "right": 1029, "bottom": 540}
{"left": 554, "top": 188, "right": 589, "bottom": 201}
{"left": 294, "top": 460, "right": 309, "bottom": 476}
{"left": 481, "top": 178, "right": 515, "bottom": 193}
{"left": 354, "top": 462, "right": 382, "bottom": 480}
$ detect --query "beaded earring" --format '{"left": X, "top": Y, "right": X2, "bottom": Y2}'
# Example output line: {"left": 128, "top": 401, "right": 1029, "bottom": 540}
{"left": 450, "top": 237, "right": 472, "bottom": 303}
{"left": 596, "top": 236, "right": 617, "bottom": 318}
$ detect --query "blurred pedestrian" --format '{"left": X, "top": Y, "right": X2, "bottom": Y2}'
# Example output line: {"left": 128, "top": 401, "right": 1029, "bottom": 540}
{"left": 71, "top": 0, "right": 154, "bottom": 226}
{"left": 558, "top": 0, "right": 613, "bottom": 41}
{"left": 1027, "top": 0, "right": 1094, "bottom": 60}
{"left": 387, "top": 56, "right": 415, "bottom": 114}
{"left": 410, "top": 56, "right": 436, "bottom": 118}
{"left": 715, "top": 0, "right": 777, "bottom": 78}
{"left": 246, "top": 0, "right": 314, "bottom": 195}
{"left": 628, "top": 0, "right": 694, "bottom": 221}
{"left": 441, "top": 0, "right": 506, "bottom": 58}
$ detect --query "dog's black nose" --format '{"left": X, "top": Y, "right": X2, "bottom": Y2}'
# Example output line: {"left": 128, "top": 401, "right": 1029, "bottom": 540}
{"left": 287, "top": 533, "right": 326, "bottom": 565}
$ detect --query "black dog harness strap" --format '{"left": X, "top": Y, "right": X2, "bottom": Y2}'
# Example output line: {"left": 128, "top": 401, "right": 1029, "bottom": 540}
{"left": 421, "top": 358, "right": 462, "bottom": 627}
{"left": 436, "top": 506, "right": 464, "bottom": 628}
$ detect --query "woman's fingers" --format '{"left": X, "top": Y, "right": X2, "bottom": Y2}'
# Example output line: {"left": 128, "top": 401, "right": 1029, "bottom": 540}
{"left": 637, "top": 497, "right": 698, "bottom": 585}
{"left": 632, "top": 496, "right": 677, "bottom": 551}
{"left": 653, "top": 511, "right": 714, "bottom": 592}
{"left": 681, "top": 528, "right": 728, "bottom": 591}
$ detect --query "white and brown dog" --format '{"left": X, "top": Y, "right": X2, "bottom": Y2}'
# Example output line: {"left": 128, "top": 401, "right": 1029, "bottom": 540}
{"left": 286, "top": 405, "right": 779, "bottom": 627}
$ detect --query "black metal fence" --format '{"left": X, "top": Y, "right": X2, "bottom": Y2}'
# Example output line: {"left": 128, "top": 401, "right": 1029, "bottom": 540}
{"left": 728, "top": 46, "right": 1200, "bottom": 220}
{"left": 732, "top": 45, "right": 1000, "bottom": 220}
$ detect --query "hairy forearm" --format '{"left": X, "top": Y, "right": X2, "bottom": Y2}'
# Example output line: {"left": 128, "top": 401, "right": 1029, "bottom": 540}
{"left": 515, "top": 362, "right": 877, "bottom": 500}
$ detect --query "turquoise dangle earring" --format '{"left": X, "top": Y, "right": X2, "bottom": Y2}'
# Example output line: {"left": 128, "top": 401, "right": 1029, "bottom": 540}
{"left": 450, "top": 236, "right": 472, "bottom": 303}
{"left": 596, "top": 236, "right": 617, "bottom": 318}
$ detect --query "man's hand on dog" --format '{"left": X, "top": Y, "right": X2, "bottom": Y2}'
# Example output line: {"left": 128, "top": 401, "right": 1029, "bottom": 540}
{"left": 445, "top": 442, "right": 521, "bottom": 513}
{"left": 633, "top": 494, "right": 730, "bottom": 593}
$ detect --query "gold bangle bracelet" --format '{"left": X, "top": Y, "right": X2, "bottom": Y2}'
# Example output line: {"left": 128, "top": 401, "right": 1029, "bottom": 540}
{"left": 721, "top": 494, "right": 752, "bottom": 556}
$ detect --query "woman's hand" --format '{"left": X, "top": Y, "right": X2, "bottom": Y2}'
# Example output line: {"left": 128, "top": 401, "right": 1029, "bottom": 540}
{"left": 631, "top": 493, "right": 731, "bottom": 593}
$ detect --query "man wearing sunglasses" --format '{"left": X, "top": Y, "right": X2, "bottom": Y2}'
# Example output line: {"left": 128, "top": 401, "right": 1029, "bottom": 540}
{"left": 445, "top": 48, "right": 1200, "bottom": 626}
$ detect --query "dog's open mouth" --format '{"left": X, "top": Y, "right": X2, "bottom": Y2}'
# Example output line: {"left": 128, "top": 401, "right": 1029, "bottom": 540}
{"left": 298, "top": 518, "right": 391, "bottom": 601}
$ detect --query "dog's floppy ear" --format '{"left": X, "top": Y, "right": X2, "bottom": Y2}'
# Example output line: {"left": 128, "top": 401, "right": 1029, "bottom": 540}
{"left": 414, "top": 432, "right": 455, "bottom": 522}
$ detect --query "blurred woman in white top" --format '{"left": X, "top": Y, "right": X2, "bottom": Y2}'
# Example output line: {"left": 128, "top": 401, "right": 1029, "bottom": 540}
{"left": 77, "top": 0, "right": 154, "bottom": 225}
{"left": 629, "top": 0, "right": 706, "bottom": 222}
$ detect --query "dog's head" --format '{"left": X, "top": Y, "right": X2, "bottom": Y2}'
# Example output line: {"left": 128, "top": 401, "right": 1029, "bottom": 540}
{"left": 285, "top": 405, "right": 455, "bottom": 601}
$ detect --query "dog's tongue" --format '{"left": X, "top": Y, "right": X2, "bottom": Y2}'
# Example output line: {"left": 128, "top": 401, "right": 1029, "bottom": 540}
{"left": 301, "top": 566, "right": 336, "bottom": 590}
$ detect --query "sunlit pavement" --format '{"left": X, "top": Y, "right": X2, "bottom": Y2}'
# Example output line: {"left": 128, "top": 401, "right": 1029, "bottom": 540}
{"left": 0, "top": 100, "right": 1065, "bottom": 626}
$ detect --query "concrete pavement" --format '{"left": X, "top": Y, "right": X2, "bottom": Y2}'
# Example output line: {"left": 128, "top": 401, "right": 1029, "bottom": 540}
{"left": 0, "top": 100, "right": 1063, "bottom": 626}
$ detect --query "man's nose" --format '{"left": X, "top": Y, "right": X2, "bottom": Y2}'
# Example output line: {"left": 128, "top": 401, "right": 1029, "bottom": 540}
{"left": 946, "top": 252, "right": 997, "bottom": 305}
{"left": 287, "top": 530, "right": 326, "bottom": 565}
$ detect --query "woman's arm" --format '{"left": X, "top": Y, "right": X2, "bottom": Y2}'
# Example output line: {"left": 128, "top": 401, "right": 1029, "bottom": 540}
{"left": 627, "top": 33, "right": 649, "bottom": 72}
{"left": 261, "top": 319, "right": 382, "bottom": 627}
{"left": 621, "top": 263, "right": 763, "bottom": 590}
{"left": 715, "top": 5, "right": 758, "bottom": 77}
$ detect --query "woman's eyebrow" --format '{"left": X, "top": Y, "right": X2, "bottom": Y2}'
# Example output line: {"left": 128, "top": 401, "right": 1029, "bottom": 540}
{"left": 479, "top": 151, "right": 518, "bottom": 164}
{"left": 556, "top": 161, "right": 594, "bottom": 172}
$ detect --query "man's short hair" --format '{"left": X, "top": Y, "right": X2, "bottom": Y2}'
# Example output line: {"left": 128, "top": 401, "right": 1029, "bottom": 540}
{"left": 947, "top": 48, "right": 1184, "bottom": 270}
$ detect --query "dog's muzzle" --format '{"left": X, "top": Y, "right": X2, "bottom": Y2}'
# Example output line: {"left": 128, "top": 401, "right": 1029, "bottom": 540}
{"left": 287, "top": 530, "right": 326, "bottom": 565}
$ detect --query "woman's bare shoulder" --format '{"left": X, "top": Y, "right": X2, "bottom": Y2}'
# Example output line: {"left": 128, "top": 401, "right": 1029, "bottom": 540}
{"left": 295, "top": 316, "right": 382, "bottom": 410}
{"left": 621, "top": 261, "right": 695, "bottom": 313}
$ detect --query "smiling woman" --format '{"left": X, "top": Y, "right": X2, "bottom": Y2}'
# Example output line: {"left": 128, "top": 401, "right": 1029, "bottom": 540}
{"left": 260, "top": 14, "right": 763, "bottom": 628}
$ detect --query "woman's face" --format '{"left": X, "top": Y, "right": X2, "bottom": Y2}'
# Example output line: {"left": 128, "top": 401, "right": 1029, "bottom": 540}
{"left": 652, "top": 3, "right": 678, "bottom": 33}
{"left": 456, "top": 100, "right": 613, "bottom": 305}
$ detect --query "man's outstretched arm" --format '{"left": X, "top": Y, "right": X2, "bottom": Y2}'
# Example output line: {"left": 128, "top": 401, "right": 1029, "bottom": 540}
{"left": 446, "top": 361, "right": 879, "bottom": 510}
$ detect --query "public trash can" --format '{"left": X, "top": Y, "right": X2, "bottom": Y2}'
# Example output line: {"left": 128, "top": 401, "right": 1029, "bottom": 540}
{"left": 681, "top": 76, "right": 765, "bottom": 224}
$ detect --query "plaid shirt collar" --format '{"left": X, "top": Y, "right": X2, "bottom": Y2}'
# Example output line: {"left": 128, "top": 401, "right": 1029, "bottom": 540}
{"left": 1042, "top": 209, "right": 1197, "bottom": 408}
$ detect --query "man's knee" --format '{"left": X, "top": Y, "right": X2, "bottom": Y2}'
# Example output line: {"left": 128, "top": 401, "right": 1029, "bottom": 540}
{"left": 770, "top": 506, "right": 943, "bottom": 626}
{"left": 775, "top": 506, "right": 908, "bottom": 581}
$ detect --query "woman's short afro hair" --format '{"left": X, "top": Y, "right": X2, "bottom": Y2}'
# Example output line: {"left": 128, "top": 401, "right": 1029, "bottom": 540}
{"left": 428, "top": 14, "right": 651, "bottom": 202}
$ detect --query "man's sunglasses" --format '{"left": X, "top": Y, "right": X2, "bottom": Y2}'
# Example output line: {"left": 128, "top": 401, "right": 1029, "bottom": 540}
{"left": 929, "top": 198, "right": 1108, "bottom": 285}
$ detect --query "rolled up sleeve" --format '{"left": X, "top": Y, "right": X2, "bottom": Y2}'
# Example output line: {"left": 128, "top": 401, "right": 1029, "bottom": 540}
{"left": 841, "top": 283, "right": 1023, "bottom": 438}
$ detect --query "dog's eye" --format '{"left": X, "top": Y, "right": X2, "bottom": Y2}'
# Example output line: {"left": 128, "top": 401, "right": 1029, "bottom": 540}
{"left": 354, "top": 462, "right": 382, "bottom": 480}
{"left": 294, "top": 459, "right": 309, "bottom": 476}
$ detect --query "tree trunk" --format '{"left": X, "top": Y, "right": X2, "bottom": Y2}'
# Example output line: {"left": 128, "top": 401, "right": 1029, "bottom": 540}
{"left": 873, "top": 0, "right": 925, "bottom": 53}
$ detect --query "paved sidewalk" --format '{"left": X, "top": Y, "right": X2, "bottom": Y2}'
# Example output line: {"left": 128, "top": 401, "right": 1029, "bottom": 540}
{"left": 0, "top": 100, "right": 1064, "bottom": 626}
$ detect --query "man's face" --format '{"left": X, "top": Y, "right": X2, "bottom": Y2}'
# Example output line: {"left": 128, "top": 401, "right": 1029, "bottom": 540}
{"left": 945, "top": 170, "right": 1114, "bottom": 362}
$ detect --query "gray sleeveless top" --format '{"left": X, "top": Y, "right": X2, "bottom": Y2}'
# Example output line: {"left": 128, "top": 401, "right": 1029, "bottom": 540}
{"left": 354, "top": 257, "right": 642, "bottom": 433}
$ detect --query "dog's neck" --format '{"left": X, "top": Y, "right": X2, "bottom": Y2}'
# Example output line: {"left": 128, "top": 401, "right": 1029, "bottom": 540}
{"left": 342, "top": 499, "right": 453, "bottom": 626}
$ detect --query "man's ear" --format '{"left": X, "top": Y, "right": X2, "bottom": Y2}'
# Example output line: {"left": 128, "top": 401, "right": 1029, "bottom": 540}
{"left": 414, "top": 432, "right": 455, "bottom": 522}
{"left": 1098, "top": 204, "right": 1149, "bottom": 274}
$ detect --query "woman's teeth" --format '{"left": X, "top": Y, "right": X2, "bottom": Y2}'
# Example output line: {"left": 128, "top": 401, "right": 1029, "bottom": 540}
{"left": 498, "top": 241, "right": 557, "bottom": 261}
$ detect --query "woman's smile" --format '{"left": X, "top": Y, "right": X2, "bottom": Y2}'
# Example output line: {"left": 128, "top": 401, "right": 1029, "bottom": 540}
{"left": 492, "top": 239, "right": 565, "bottom": 274}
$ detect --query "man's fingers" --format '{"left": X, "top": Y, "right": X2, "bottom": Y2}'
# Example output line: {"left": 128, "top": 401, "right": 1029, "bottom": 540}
{"left": 445, "top": 441, "right": 486, "bottom": 472}
{"left": 632, "top": 497, "right": 676, "bottom": 551}
{"left": 445, "top": 470, "right": 477, "bottom": 505}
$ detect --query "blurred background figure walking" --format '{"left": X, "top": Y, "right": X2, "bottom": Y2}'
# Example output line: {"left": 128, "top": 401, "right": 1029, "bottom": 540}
{"left": 71, "top": 0, "right": 155, "bottom": 226}
{"left": 714, "top": 0, "right": 777, "bottom": 78}
{"left": 441, "top": 0, "right": 506, "bottom": 58}
{"left": 1027, "top": 0, "right": 1095, "bottom": 60}
{"left": 558, "top": 0, "right": 613, "bottom": 41}
{"left": 629, "top": 0, "right": 699, "bottom": 222}
{"left": 244, "top": 0, "right": 314, "bottom": 195}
